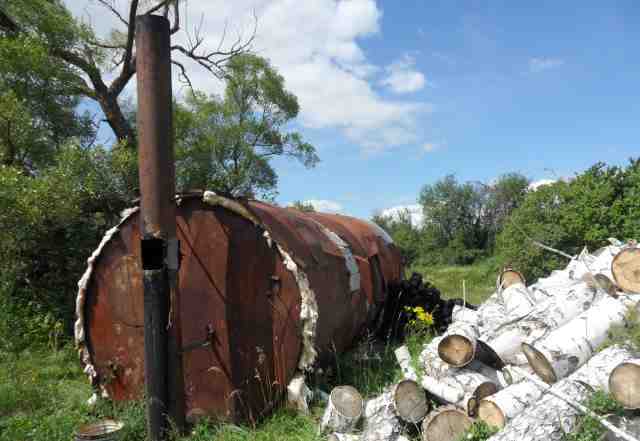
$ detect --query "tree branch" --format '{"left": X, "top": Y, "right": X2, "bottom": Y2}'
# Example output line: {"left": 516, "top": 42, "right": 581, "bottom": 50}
{"left": 172, "top": 59, "right": 194, "bottom": 94}
{"left": 95, "top": 0, "right": 129, "bottom": 27}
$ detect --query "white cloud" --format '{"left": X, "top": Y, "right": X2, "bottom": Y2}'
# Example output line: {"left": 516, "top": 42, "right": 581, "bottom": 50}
{"left": 528, "top": 179, "right": 556, "bottom": 190}
{"left": 302, "top": 199, "right": 344, "bottom": 214}
{"left": 529, "top": 57, "right": 565, "bottom": 73}
{"left": 380, "top": 204, "right": 424, "bottom": 227}
{"left": 422, "top": 142, "right": 439, "bottom": 153}
{"left": 380, "top": 55, "right": 426, "bottom": 94}
{"left": 64, "top": 0, "right": 430, "bottom": 152}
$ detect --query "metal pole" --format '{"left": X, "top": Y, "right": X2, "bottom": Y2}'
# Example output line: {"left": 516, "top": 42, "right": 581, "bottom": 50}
{"left": 135, "top": 14, "right": 184, "bottom": 440}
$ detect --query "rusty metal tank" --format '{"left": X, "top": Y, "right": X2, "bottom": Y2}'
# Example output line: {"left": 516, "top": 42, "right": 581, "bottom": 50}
{"left": 75, "top": 192, "right": 402, "bottom": 423}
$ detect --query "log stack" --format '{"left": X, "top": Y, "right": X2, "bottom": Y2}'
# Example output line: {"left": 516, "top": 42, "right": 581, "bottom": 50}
{"left": 318, "top": 240, "right": 640, "bottom": 441}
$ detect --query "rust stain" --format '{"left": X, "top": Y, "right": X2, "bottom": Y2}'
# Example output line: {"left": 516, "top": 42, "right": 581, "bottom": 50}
{"left": 82, "top": 195, "right": 402, "bottom": 422}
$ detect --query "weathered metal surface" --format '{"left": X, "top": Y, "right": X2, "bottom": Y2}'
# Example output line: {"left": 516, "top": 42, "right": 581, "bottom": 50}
{"left": 81, "top": 195, "right": 402, "bottom": 422}
{"left": 135, "top": 14, "right": 184, "bottom": 438}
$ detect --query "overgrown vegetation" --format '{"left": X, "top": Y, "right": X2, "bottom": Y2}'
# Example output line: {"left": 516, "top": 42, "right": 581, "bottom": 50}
{"left": 376, "top": 160, "right": 640, "bottom": 282}
{"left": 458, "top": 421, "right": 500, "bottom": 441}
{"left": 601, "top": 307, "right": 640, "bottom": 352}
{"left": 562, "top": 390, "right": 623, "bottom": 441}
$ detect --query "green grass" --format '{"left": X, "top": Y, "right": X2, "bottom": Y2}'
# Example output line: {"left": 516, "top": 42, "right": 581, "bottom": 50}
{"left": 561, "top": 390, "right": 623, "bottom": 441}
{"left": 0, "top": 258, "right": 505, "bottom": 441}
{"left": 412, "top": 257, "right": 501, "bottom": 305}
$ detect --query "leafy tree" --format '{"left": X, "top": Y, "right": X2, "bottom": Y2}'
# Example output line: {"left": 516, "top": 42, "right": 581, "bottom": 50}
{"left": 497, "top": 160, "right": 640, "bottom": 280}
{"left": 482, "top": 173, "right": 530, "bottom": 250}
{"left": 372, "top": 209, "right": 423, "bottom": 266}
{"left": 419, "top": 175, "right": 487, "bottom": 261}
{"left": 290, "top": 200, "right": 316, "bottom": 212}
{"left": 0, "top": 0, "right": 255, "bottom": 147}
{"left": 174, "top": 54, "right": 318, "bottom": 198}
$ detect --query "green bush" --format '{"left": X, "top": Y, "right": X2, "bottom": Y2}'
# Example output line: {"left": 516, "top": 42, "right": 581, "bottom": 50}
{"left": 0, "top": 143, "right": 136, "bottom": 352}
{"left": 497, "top": 160, "right": 640, "bottom": 281}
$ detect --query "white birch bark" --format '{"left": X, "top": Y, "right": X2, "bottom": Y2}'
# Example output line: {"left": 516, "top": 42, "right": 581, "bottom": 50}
{"left": 422, "top": 405, "right": 473, "bottom": 441}
{"left": 482, "top": 281, "right": 602, "bottom": 364}
{"left": 501, "top": 282, "right": 537, "bottom": 319}
{"left": 438, "top": 320, "right": 479, "bottom": 367}
{"left": 361, "top": 390, "right": 401, "bottom": 441}
{"left": 609, "top": 358, "right": 640, "bottom": 409}
{"left": 452, "top": 305, "right": 480, "bottom": 326}
{"left": 394, "top": 345, "right": 418, "bottom": 381}
{"left": 523, "top": 295, "right": 632, "bottom": 383}
{"left": 487, "top": 345, "right": 635, "bottom": 441}
{"left": 477, "top": 379, "right": 544, "bottom": 428}
{"left": 419, "top": 336, "right": 454, "bottom": 379}
{"left": 319, "top": 386, "right": 364, "bottom": 434}
{"left": 361, "top": 381, "right": 429, "bottom": 441}
{"left": 326, "top": 434, "right": 360, "bottom": 441}
{"left": 419, "top": 337, "right": 498, "bottom": 414}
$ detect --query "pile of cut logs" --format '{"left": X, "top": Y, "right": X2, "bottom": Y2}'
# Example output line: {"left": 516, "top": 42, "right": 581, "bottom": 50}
{"left": 316, "top": 241, "right": 640, "bottom": 441}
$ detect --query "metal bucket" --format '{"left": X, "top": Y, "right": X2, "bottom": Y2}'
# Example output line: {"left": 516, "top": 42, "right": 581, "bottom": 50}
{"left": 74, "top": 420, "right": 124, "bottom": 441}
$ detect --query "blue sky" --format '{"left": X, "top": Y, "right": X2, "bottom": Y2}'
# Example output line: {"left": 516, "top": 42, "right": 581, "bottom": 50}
{"left": 67, "top": 0, "right": 640, "bottom": 220}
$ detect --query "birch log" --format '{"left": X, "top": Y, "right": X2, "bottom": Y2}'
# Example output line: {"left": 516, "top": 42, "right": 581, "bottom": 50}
{"left": 327, "top": 434, "right": 360, "bottom": 441}
{"left": 395, "top": 345, "right": 418, "bottom": 381}
{"left": 477, "top": 379, "right": 544, "bottom": 428}
{"left": 612, "top": 248, "right": 640, "bottom": 294}
{"left": 361, "top": 381, "right": 429, "bottom": 441}
{"left": 482, "top": 281, "right": 602, "bottom": 364}
{"left": 422, "top": 406, "right": 472, "bottom": 441}
{"left": 452, "top": 305, "right": 480, "bottom": 326}
{"left": 498, "top": 269, "right": 526, "bottom": 290}
{"left": 609, "top": 358, "right": 640, "bottom": 409}
{"left": 438, "top": 319, "right": 479, "bottom": 367}
{"left": 420, "top": 337, "right": 498, "bottom": 414}
{"left": 487, "top": 345, "right": 635, "bottom": 441}
{"left": 319, "top": 386, "right": 364, "bottom": 434}
{"left": 523, "top": 295, "right": 631, "bottom": 384}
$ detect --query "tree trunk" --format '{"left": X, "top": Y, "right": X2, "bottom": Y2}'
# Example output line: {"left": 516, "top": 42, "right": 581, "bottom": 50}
{"left": 612, "top": 247, "right": 640, "bottom": 294}
{"left": 319, "top": 386, "right": 364, "bottom": 434}
{"left": 97, "top": 92, "right": 136, "bottom": 147}
{"left": 326, "top": 434, "right": 360, "bottom": 441}
{"left": 395, "top": 345, "right": 418, "bottom": 381}
{"left": 522, "top": 295, "right": 631, "bottom": 384}
{"left": 487, "top": 345, "right": 635, "bottom": 441}
{"left": 477, "top": 379, "right": 544, "bottom": 429}
{"left": 438, "top": 320, "right": 479, "bottom": 367}
{"left": 361, "top": 380, "right": 429, "bottom": 441}
{"left": 452, "top": 305, "right": 480, "bottom": 326}
{"left": 497, "top": 269, "right": 526, "bottom": 290}
{"left": 482, "top": 281, "right": 602, "bottom": 364}
{"left": 609, "top": 358, "right": 640, "bottom": 409}
{"left": 421, "top": 406, "right": 472, "bottom": 441}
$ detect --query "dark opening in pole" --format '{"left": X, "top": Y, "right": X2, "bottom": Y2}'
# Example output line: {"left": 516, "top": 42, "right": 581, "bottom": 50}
{"left": 135, "top": 14, "right": 185, "bottom": 440}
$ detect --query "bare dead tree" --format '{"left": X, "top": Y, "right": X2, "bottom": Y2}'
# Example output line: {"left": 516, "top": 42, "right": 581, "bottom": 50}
{"left": 1, "top": 0, "right": 256, "bottom": 148}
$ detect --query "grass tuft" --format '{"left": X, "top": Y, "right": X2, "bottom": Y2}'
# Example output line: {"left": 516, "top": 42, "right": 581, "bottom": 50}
{"left": 561, "top": 390, "right": 623, "bottom": 441}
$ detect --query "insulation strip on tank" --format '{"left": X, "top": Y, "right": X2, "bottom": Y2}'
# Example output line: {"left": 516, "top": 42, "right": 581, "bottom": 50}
{"left": 74, "top": 207, "right": 140, "bottom": 388}
{"left": 312, "top": 221, "right": 361, "bottom": 293}
{"left": 202, "top": 191, "right": 320, "bottom": 371}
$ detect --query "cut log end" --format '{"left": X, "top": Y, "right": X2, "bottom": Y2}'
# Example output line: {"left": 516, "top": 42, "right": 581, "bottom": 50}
{"left": 422, "top": 406, "right": 473, "bottom": 441}
{"left": 612, "top": 248, "right": 640, "bottom": 293}
{"left": 522, "top": 342, "right": 557, "bottom": 384}
{"left": 331, "top": 385, "right": 364, "bottom": 418}
{"left": 477, "top": 400, "right": 506, "bottom": 429}
{"left": 609, "top": 361, "right": 640, "bottom": 409}
{"left": 438, "top": 335, "right": 475, "bottom": 367}
{"left": 498, "top": 269, "right": 526, "bottom": 290}
{"left": 394, "top": 379, "right": 429, "bottom": 423}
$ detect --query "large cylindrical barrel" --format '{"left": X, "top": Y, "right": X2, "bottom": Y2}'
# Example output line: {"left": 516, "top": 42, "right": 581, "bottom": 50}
{"left": 75, "top": 192, "right": 402, "bottom": 422}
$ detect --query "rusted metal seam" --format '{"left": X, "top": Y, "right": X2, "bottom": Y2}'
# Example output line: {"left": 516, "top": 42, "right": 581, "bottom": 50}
{"left": 201, "top": 191, "right": 319, "bottom": 372}
{"left": 75, "top": 206, "right": 140, "bottom": 395}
